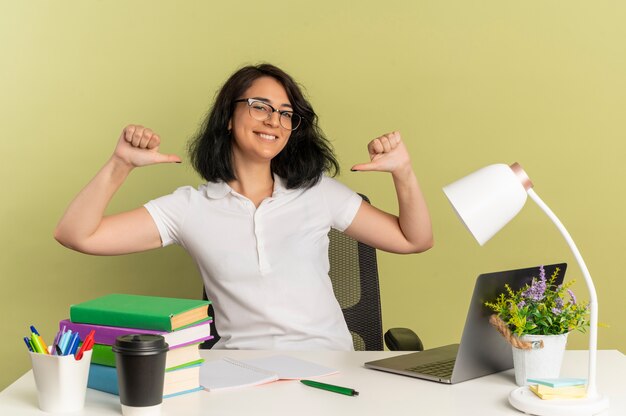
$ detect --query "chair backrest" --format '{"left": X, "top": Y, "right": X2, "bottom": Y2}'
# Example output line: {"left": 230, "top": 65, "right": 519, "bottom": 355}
{"left": 327, "top": 194, "right": 384, "bottom": 351}
{"left": 201, "top": 194, "right": 384, "bottom": 351}
{"left": 199, "top": 297, "right": 219, "bottom": 349}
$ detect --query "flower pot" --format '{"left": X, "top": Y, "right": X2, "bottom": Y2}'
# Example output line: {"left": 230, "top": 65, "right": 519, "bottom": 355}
{"left": 512, "top": 333, "right": 568, "bottom": 386}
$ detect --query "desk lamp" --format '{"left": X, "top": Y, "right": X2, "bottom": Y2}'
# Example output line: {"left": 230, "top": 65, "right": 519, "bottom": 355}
{"left": 443, "top": 163, "right": 609, "bottom": 416}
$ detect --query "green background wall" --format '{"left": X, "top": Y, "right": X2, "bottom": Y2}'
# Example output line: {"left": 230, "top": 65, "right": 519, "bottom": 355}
{"left": 1, "top": 1, "right": 624, "bottom": 390}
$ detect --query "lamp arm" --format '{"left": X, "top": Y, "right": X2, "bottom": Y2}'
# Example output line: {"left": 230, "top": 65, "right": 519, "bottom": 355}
{"left": 527, "top": 189, "right": 599, "bottom": 397}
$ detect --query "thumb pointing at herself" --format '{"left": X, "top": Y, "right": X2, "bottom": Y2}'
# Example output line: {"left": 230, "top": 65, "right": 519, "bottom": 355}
{"left": 116, "top": 124, "right": 182, "bottom": 167}
{"left": 351, "top": 131, "right": 408, "bottom": 173}
{"left": 151, "top": 151, "right": 182, "bottom": 164}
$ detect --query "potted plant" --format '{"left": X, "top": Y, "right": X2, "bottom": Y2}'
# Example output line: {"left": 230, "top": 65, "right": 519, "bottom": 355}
{"left": 485, "top": 265, "right": 589, "bottom": 386}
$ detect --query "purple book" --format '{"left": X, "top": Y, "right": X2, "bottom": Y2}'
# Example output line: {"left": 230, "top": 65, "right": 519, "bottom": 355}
{"left": 59, "top": 319, "right": 212, "bottom": 349}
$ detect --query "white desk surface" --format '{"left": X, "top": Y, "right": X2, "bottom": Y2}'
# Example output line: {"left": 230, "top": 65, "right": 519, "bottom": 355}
{"left": 1, "top": 350, "right": 624, "bottom": 415}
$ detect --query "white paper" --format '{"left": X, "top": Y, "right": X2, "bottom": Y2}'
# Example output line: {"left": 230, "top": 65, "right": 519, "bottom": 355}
{"left": 242, "top": 355, "right": 338, "bottom": 380}
{"left": 200, "top": 355, "right": 337, "bottom": 391}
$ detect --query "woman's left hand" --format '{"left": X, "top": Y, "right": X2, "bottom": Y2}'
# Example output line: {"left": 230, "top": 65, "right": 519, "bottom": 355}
{"left": 345, "top": 130, "right": 433, "bottom": 254}
{"left": 350, "top": 131, "right": 411, "bottom": 175}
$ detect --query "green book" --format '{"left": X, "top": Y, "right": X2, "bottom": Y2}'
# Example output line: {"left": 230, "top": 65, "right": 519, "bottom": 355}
{"left": 91, "top": 342, "right": 204, "bottom": 371}
{"left": 70, "top": 294, "right": 210, "bottom": 332}
{"left": 91, "top": 343, "right": 117, "bottom": 367}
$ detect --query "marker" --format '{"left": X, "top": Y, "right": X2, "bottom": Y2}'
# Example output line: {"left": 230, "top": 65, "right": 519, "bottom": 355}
{"left": 66, "top": 332, "right": 81, "bottom": 356}
{"left": 23, "top": 337, "right": 34, "bottom": 352}
{"left": 75, "top": 330, "right": 95, "bottom": 360}
{"left": 30, "top": 325, "right": 49, "bottom": 354}
{"left": 30, "top": 333, "right": 45, "bottom": 354}
{"left": 58, "top": 330, "right": 72, "bottom": 355}
{"left": 300, "top": 380, "right": 359, "bottom": 396}
{"left": 51, "top": 325, "right": 66, "bottom": 356}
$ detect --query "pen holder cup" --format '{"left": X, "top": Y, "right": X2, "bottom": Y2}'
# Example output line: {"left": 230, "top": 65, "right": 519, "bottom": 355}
{"left": 29, "top": 349, "right": 92, "bottom": 413}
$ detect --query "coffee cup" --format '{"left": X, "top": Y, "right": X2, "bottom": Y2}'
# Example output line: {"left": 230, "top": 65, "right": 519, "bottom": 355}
{"left": 113, "top": 334, "right": 169, "bottom": 416}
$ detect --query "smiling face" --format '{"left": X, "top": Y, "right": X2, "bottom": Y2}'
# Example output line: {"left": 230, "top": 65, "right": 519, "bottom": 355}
{"left": 228, "top": 76, "right": 293, "bottom": 167}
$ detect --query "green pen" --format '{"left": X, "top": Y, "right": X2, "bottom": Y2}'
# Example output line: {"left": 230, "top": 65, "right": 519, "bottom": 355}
{"left": 30, "top": 333, "right": 45, "bottom": 354}
{"left": 300, "top": 380, "right": 359, "bottom": 396}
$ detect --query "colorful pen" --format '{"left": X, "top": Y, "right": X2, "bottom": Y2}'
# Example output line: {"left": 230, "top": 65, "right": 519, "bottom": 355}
{"left": 51, "top": 325, "right": 66, "bottom": 356}
{"left": 30, "top": 333, "right": 45, "bottom": 354}
{"left": 75, "top": 330, "right": 95, "bottom": 360}
{"left": 58, "top": 330, "right": 72, "bottom": 355}
{"left": 30, "top": 325, "right": 49, "bottom": 354}
{"left": 300, "top": 380, "right": 359, "bottom": 396}
{"left": 23, "top": 337, "right": 34, "bottom": 352}
{"left": 66, "top": 332, "right": 81, "bottom": 356}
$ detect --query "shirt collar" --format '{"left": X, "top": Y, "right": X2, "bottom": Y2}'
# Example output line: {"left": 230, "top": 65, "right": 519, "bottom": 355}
{"left": 204, "top": 174, "right": 295, "bottom": 200}
{"left": 272, "top": 174, "right": 295, "bottom": 197}
{"left": 204, "top": 181, "right": 232, "bottom": 199}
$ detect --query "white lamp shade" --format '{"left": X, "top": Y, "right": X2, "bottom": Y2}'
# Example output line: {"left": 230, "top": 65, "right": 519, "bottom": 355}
{"left": 443, "top": 164, "right": 528, "bottom": 245}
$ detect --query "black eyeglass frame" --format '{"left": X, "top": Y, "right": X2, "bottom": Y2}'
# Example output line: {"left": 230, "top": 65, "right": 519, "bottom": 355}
{"left": 233, "top": 98, "right": 302, "bottom": 131}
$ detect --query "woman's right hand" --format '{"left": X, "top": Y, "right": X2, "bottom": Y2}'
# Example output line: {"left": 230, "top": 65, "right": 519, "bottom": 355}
{"left": 113, "top": 124, "right": 182, "bottom": 168}
{"left": 54, "top": 124, "right": 176, "bottom": 255}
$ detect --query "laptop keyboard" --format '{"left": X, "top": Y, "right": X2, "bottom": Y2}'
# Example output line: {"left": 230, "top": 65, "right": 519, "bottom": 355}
{"left": 406, "top": 358, "right": 456, "bottom": 378}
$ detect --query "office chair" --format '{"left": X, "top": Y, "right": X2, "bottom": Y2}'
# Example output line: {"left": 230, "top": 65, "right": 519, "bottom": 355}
{"left": 327, "top": 194, "right": 423, "bottom": 351}
{"left": 200, "top": 194, "right": 423, "bottom": 351}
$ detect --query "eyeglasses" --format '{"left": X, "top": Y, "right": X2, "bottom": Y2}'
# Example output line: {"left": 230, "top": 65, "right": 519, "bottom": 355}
{"left": 234, "top": 98, "right": 302, "bottom": 131}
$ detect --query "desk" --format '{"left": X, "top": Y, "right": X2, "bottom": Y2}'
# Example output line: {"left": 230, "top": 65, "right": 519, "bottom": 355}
{"left": 1, "top": 350, "right": 624, "bottom": 415}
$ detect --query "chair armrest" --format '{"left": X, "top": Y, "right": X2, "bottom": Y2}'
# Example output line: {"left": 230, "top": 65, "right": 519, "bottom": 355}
{"left": 384, "top": 328, "right": 424, "bottom": 351}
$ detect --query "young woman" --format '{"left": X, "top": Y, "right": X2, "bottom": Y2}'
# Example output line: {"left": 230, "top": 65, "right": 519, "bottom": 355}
{"left": 54, "top": 64, "right": 433, "bottom": 350}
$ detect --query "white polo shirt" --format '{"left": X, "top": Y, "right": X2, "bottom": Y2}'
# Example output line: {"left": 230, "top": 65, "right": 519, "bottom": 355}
{"left": 144, "top": 175, "right": 362, "bottom": 350}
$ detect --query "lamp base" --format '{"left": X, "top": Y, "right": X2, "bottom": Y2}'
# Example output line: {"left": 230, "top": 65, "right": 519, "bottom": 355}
{"left": 509, "top": 386, "right": 609, "bottom": 416}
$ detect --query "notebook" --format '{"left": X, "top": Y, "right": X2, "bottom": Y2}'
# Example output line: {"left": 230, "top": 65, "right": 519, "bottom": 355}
{"left": 200, "top": 355, "right": 338, "bottom": 391}
{"left": 364, "top": 263, "right": 567, "bottom": 384}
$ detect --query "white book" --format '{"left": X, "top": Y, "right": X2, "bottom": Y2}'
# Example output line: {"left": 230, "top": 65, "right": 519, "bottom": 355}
{"left": 200, "top": 355, "right": 338, "bottom": 391}
{"left": 166, "top": 343, "right": 203, "bottom": 370}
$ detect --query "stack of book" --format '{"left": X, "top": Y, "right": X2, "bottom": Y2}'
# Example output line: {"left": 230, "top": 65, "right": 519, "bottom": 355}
{"left": 62, "top": 293, "right": 212, "bottom": 399}
{"left": 527, "top": 378, "right": 587, "bottom": 400}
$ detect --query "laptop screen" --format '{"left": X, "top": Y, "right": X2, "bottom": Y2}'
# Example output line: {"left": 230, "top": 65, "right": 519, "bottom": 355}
{"left": 364, "top": 263, "right": 567, "bottom": 384}
{"left": 452, "top": 263, "right": 567, "bottom": 383}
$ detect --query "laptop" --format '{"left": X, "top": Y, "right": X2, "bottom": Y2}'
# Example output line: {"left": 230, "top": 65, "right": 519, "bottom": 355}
{"left": 364, "top": 263, "right": 567, "bottom": 384}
